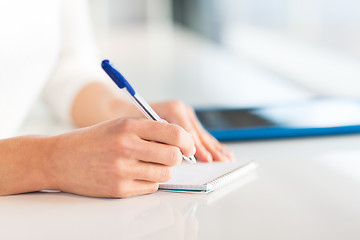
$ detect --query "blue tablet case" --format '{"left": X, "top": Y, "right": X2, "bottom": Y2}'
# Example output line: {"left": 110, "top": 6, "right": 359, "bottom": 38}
{"left": 195, "top": 98, "right": 360, "bottom": 141}
{"left": 208, "top": 125, "right": 360, "bottom": 141}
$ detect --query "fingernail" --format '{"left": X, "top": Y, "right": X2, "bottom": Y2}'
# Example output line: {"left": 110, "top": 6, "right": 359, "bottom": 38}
{"left": 207, "top": 152, "right": 213, "bottom": 162}
{"left": 229, "top": 152, "right": 235, "bottom": 162}
{"left": 221, "top": 152, "right": 231, "bottom": 162}
{"left": 223, "top": 155, "right": 230, "bottom": 162}
{"left": 222, "top": 147, "right": 231, "bottom": 155}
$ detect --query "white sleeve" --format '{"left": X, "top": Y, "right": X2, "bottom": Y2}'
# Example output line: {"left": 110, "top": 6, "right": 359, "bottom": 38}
{"left": 42, "top": 0, "right": 106, "bottom": 124}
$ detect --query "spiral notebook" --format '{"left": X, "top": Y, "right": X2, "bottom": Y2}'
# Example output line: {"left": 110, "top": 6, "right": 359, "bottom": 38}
{"left": 158, "top": 161, "right": 257, "bottom": 193}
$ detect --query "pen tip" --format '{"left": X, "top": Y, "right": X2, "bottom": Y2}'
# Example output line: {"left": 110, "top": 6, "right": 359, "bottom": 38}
{"left": 189, "top": 156, "right": 197, "bottom": 164}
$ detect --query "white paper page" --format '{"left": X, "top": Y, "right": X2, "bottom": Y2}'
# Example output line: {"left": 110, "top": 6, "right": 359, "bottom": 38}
{"left": 159, "top": 161, "right": 254, "bottom": 191}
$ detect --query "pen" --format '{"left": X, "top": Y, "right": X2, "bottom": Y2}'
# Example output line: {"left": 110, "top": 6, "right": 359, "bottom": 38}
{"left": 101, "top": 59, "right": 197, "bottom": 164}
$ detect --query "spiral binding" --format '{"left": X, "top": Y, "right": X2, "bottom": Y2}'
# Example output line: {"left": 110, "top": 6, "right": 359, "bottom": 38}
{"left": 207, "top": 162, "right": 256, "bottom": 191}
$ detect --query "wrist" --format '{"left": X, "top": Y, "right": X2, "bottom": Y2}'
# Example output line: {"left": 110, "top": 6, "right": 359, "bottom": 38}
{"left": 41, "top": 134, "right": 73, "bottom": 192}
{"left": 35, "top": 135, "right": 60, "bottom": 191}
{"left": 0, "top": 135, "right": 59, "bottom": 195}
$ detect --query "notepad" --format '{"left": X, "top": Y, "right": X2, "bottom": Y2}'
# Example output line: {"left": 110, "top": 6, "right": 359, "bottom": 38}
{"left": 159, "top": 161, "right": 257, "bottom": 193}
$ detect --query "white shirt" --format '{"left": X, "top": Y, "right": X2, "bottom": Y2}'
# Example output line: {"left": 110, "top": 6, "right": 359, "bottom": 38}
{"left": 0, "top": 0, "right": 104, "bottom": 139}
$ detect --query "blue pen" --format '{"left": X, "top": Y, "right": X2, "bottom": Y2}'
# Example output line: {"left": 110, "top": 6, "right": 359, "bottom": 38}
{"left": 101, "top": 59, "right": 197, "bottom": 164}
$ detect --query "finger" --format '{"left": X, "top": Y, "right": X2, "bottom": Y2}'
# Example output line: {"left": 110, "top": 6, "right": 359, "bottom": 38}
{"left": 112, "top": 180, "right": 159, "bottom": 198}
{"left": 128, "top": 161, "right": 173, "bottom": 183}
{"left": 200, "top": 127, "right": 233, "bottom": 157}
{"left": 199, "top": 132, "right": 232, "bottom": 162}
{"left": 215, "top": 142, "right": 235, "bottom": 161}
{"left": 185, "top": 124, "right": 214, "bottom": 163}
{"left": 198, "top": 130, "right": 233, "bottom": 162}
{"left": 167, "top": 110, "right": 214, "bottom": 162}
{"left": 188, "top": 108, "right": 234, "bottom": 162}
{"left": 130, "top": 138, "right": 184, "bottom": 166}
{"left": 132, "top": 119, "right": 195, "bottom": 157}
{"left": 187, "top": 108, "right": 224, "bottom": 161}
{"left": 194, "top": 141, "right": 213, "bottom": 162}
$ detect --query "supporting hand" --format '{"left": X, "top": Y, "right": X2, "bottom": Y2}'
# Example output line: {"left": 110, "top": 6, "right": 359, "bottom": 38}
{"left": 151, "top": 100, "right": 234, "bottom": 163}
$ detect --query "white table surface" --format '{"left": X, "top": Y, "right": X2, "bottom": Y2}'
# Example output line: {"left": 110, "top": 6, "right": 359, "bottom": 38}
{"left": 3, "top": 26, "right": 360, "bottom": 240}
{"left": 1, "top": 135, "right": 360, "bottom": 240}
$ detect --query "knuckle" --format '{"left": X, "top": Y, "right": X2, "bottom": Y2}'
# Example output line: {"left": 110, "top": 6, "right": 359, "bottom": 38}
{"left": 168, "top": 100, "right": 186, "bottom": 110}
{"left": 114, "top": 136, "right": 128, "bottom": 149}
{"left": 187, "top": 104, "right": 195, "bottom": 112}
{"left": 158, "top": 166, "right": 173, "bottom": 182}
{"left": 164, "top": 100, "right": 187, "bottom": 117}
{"left": 111, "top": 136, "right": 135, "bottom": 158}
{"left": 169, "top": 125, "right": 185, "bottom": 145}
{"left": 118, "top": 118, "right": 136, "bottom": 132}
{"left": 110, "top": 181, "right": 129, "bottom": 198}
{"left": 150, "top": 183, "right": 159, "bottom": 193}
{"left": 114, "top": 160, "right": 127, "bottom": 178}
{"left": 168, "top": 147, "right": 182, "bottom": 166}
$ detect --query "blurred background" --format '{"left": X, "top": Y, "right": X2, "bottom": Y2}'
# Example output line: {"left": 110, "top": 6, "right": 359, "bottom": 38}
{"left": 88, "top": 0, "right": 360, "bottom": 108}
{"left": 19, "top": 0, "right": 360, "bottom": 136}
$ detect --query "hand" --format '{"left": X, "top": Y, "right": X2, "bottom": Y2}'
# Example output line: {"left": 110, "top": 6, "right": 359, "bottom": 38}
{"left": 71, "top": 82, "right": 233, "bottom": 163}
{"left": 151, "top": 100, "right": 234, "bottom": 163}
{"left": 47, "top": 117, "right": 195, "bottom": 198}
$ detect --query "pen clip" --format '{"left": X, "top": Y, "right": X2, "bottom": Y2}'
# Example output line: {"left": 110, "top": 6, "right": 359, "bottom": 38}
{"left": 101, "top": 59, "right": 136, "bottom": 96}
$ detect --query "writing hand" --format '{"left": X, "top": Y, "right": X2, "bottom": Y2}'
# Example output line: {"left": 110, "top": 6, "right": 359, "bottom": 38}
{"left": 47, "top": 117, "right": 195, "bottom": 198}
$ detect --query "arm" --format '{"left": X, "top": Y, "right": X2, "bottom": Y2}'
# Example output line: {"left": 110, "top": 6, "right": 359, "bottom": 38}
{"left": 71, "top": 82, "right": 140, "bottom": 127}
{"left": 0, "top": 136, "right": 54, "bottom": 196}
{"left": 0, "top": 118, "right": 195, "bottom": 197}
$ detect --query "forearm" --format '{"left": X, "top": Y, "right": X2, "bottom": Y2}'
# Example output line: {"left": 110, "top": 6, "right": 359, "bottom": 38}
{"left": 0, "top": 136, "right": 55, "bottom": 196}
{"left": 71, "top": 82, "right": 141, "bottom": 127}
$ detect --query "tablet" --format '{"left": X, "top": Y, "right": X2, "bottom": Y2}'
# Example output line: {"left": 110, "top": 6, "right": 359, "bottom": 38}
{"left": 195, "top": 98, "right": 360, "bottom": 141}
